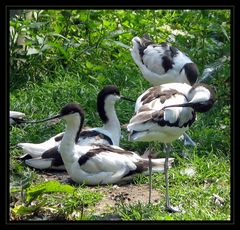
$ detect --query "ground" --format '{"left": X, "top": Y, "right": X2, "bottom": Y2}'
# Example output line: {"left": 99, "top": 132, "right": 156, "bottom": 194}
{"left": 37, "top": 170, "right": 162, "bottom": 218}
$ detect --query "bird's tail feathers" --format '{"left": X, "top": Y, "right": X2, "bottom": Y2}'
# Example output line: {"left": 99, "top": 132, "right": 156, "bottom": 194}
{"left": 17, "top": 143, "right": 48, "bottom": 157}
{"left": 144, "top": 157, "right": 174, "bottom": 174}
{"left": 25, "top": 158, "right": 65, "bottom": 170}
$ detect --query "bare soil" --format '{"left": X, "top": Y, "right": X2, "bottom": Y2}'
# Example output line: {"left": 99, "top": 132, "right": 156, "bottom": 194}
{"left": 37, "top": 170, "right": 163, "bottom": 215}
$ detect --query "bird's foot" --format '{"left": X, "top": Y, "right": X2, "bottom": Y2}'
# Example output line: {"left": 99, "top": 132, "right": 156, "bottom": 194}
{"left": 165, "top": 205, "right": 181, "bottom": 213}
{"left": 184, "top": 138, "right": 196, "bottom": 147}
{"left": 182, "top": 134, "right": 196, "bottom": 147}
{"left": 60, "top": 177, "right": 77, "bottom": 186}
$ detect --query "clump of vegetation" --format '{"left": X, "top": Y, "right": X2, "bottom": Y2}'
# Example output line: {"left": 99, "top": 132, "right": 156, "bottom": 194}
{"left": 10, "top": 179, "right": 103, "bottom": 220}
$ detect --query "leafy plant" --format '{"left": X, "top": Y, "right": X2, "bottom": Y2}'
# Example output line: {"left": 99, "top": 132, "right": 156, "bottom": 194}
{"left": 10, "top": 180, "right": 74, "bottom": 217}
{"left": 10, "top": 179, "right": 103, "bottom": 220}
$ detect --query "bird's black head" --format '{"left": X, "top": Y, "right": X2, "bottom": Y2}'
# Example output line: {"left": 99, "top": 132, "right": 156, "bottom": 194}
{"left": 97, "top": 85, "right": 120, "bottom": 101}
{"left": 97, "top": 85, "right": 120, "bottom": 123}
{"left": 162, "top": 83, "right": 216, "bottom": 113}
{"left": 60, "top": 103, "right": 85, "bottom": 118}
{"left": 188, "top": 83, "right": 216, "bottom": 112}
{"left": 190, "top": 99, "right": 216, "bottom": 112}
{"left": 16, "top": 103, "right": 85, "bottom": 143}
{"left": 141, "top": 34, "right": 154, "bottom": 46}
{"left": 60, "top": 103, "right": 85, "bottom": 143}
{"left": 136, "top": 34, "right": 154, "bottom": 56}
{"left": 97, "top": 85, "right": 134, "bottom": 123}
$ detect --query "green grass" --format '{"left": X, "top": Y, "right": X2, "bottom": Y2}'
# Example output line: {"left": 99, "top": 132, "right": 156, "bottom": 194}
{"left": 9, "top": 9, "right": 231, "bottom": 221}
{"left": 115, "top": 147, "right": 230, "bottom": 221}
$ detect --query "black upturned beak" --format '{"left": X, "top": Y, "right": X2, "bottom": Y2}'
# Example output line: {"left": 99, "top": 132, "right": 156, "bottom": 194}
{"left": 163, "top": 102, "right": 195, "bottom": 110}
{"left": 17, "top": 114, "right": 62, "bottom": 124}
{"left": 120, "top": 96, "right": 135, "bottom": 102}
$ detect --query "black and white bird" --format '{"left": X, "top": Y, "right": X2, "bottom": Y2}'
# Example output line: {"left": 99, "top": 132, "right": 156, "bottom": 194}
{"left": 130, "top": 34, "right": 199, "bottom": 86}
{"left": 10, "top": 111, "right": 26, "bottom": 125}
{"left": 24, "top": 103, "right": 173, "bottom": 184}
{"left": 127, "top": 82, "right": 216, "bottom": 212}
{"left": 17, "top": 85, "right": 133, "bottom": 170}
{"left": 130, "top": 34, "right": 200, "bottom": 146}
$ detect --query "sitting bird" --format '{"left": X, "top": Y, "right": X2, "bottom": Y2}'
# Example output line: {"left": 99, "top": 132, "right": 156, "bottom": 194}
{"left": 10, "top": 111, "right": 26, "bottom": 125}
{"left": 22, "top": 103, "right": 174, "bottom": 184}
{"left": 17, "top": 85, "right": 134, "bottom": 170}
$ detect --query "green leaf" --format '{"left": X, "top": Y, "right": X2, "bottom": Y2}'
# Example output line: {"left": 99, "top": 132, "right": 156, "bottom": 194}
{"left": 40, "top": 44, "right": 52, "bottom": 52}
{"left": 36, "top": 35, "right": 44, "bottom": 45}
{"left": 47, "top": 42, "right": 68, "bottom": 58}
{"left": 92, "top": 65, "right": 104, "bottom": 71}
{"left": 26, "top": 48, "right": 39, "bottom": 55}
{"left": 30, "top": 22, "right": 47, "bottom": 29}
{"left": 111, "top": 40, "right": 131, "bottom": 49}
{"left": 12, "top": 201, "right": 46, "bottom": 216}
{"left": 220, "top": 24, "right": 230, "bottom": 42}
{"left": 26, "top": 180, "right": 75, "bottom": 203}
{"left": 165, "top": 215, "right": 174, "bottom": 220}
{"left": 10, "top": 186, "right": 22, "bottom": 193}
{"left": 47, "top": 32, "right": 70, "bottom": 42}
{"left": 97, "top": 74, "right": 106, "bottom": 84}
{"left": 103, "top": 20, "right": 110, "bottom": 27}
{"left": 86, "top": 61, "right": 93, "bottom": 69}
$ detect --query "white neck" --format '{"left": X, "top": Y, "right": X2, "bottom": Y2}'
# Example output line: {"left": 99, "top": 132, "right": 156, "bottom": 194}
{"left": 59, "top": 115, "right": 81, "bottom": 169}
{"left": 103, "top": 101, "right": 121, "bottom": 146}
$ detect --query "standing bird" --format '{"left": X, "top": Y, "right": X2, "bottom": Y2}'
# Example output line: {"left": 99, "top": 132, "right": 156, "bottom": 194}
{"left": 130, "top": 35, "right": 199, "bottom": 86}
{"left": 10, "top": 111, "right": 26, "bottom": 125}
{"left": 17, "top": 85, "right": 134, "bottom": 170}
{"left": 130, "top": 35, "right": 199, "bottom": 146}
{"left": 24, "top": 103, "right": 174, "bottom": 184}
{"left": 127, "top": 82, "right": 216, "bottom": 212}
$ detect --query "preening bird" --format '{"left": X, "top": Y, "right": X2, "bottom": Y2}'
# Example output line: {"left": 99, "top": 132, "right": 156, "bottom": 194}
{"left": 127, "top": 82, "right": 216, "bottom": 212}
{"left": 17, "top": 85, "right": 134, "bottom": 170}
{"left": 130, "top": 34, "right": 200, "bottom": 146}
{"left": 24, "top": 103, "right": 174, "bottom": 184}
{"left": 10, "top": 111, "right": 26, "bottom": 125}
{"left": 130, "top": 34, "right": 199, "bottom": 86}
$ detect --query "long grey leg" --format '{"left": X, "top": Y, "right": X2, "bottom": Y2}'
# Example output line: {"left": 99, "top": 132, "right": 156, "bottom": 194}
{"left": 183, "top": 133, "right": 196, "bottom": 146}
{"left": 148, "top": 153, "right": 152, "bottom": 204}
{"left": 164, "top": 144, "right": 180, "bottom": 212}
